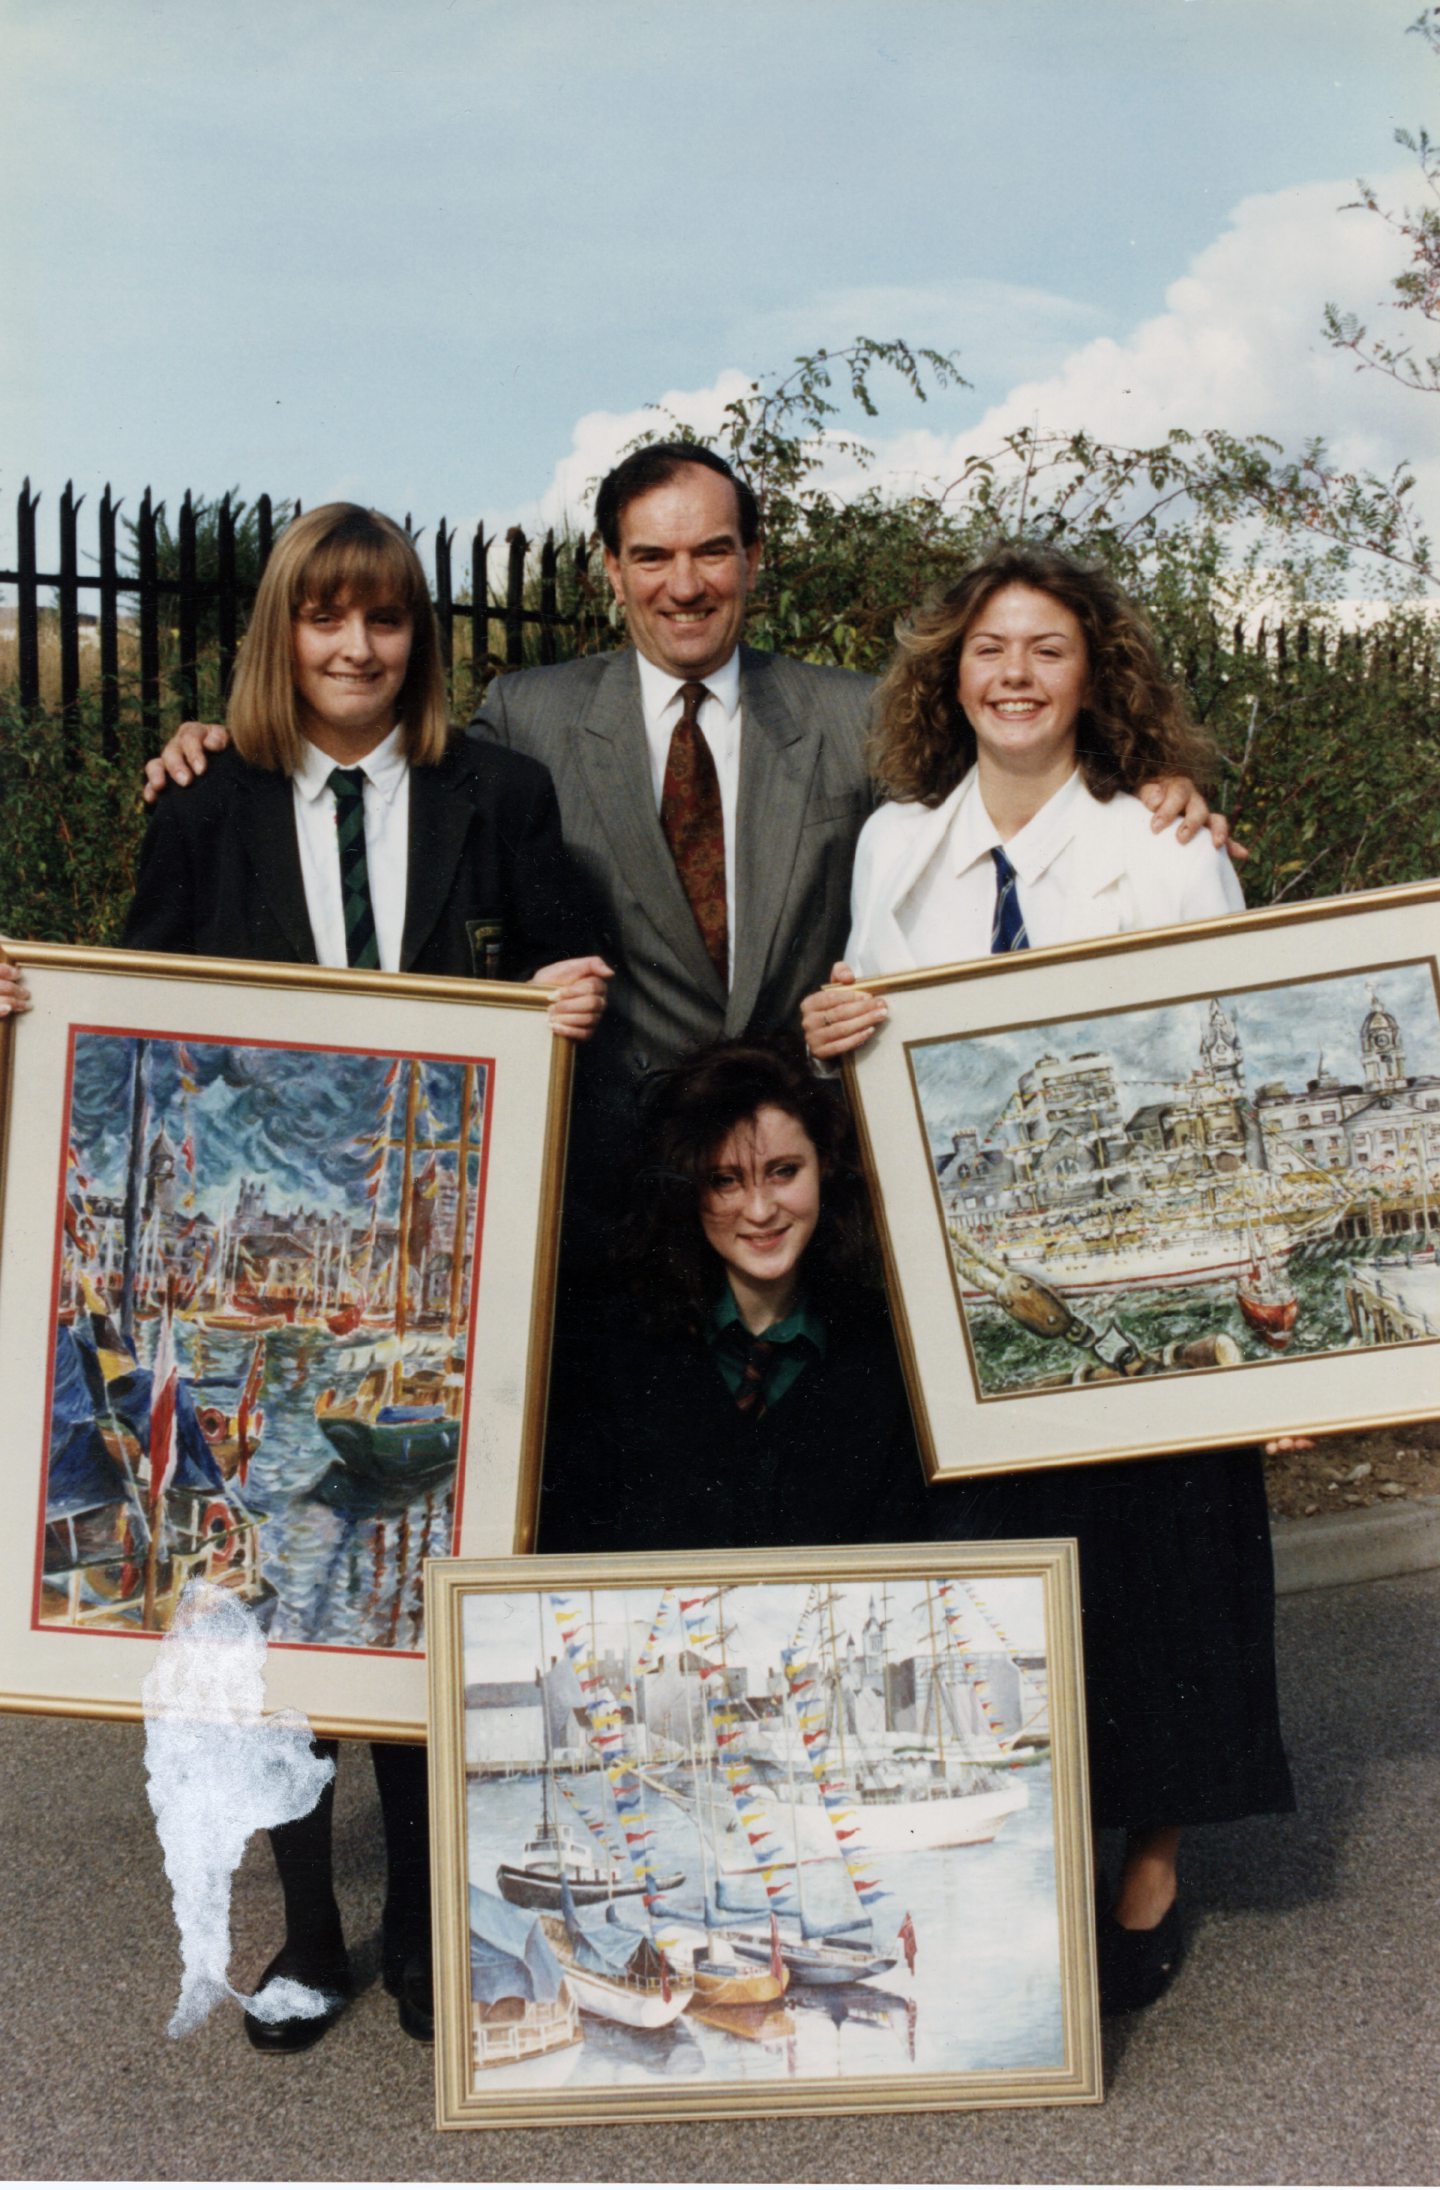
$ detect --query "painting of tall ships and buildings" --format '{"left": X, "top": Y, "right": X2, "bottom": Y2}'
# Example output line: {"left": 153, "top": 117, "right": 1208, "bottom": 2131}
{"left": 907, "top": 963, "right": 1440, "bottom": 1399}
{"left": 36, "top": 1028, "right": 489, "bottom": 1651}
{"left": 451, "top": 1573, "right": 1075, "bottom": 2111}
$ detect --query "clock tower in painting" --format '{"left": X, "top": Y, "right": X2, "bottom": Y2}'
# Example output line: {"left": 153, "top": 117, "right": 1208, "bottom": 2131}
{"left": 1360, "top": 986, "right": 1406, "bottom": 1093}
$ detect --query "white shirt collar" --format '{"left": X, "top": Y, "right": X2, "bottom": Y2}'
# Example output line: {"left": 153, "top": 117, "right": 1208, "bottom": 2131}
{"left": 294, "top": 721, "right": 408, "bottom": 805}
{"left": 950, "top": 766, "right": 1086, "bottom": 883}
{"left": 635, "top": 645, "right": 742, "bottom": 722}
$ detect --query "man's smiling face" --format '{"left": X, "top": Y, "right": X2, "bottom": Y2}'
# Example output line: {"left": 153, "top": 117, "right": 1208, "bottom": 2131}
{"left": 603, "top": 462, "right": 762, "bottom": 681}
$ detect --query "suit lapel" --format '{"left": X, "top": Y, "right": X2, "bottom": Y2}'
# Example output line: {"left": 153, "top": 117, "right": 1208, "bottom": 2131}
{"left": 575, "top": 649, "right": 724, "bottom": 1000}
{"left": 726, "top": 648, "right": 820, "bottom": 1034}
{"left": 401, "top": 753, "right": 472, "bottom": 972}
{"left": 232, "top": 766, "right": 316, "bottom": 961}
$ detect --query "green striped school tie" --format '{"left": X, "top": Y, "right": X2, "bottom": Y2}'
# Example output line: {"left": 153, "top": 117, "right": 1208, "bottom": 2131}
{"left": 327, "top": 767, "right": 380, "bottom": 969}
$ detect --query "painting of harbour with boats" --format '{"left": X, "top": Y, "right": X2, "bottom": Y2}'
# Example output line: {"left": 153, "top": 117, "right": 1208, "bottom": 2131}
{"left": 36, "top": 1025, "right": 490, "bottom": 1652}
{"left": 441, "top": 1566, "right": 1091, "bottom": 2119}
{"left": 906, "top": 963, "right": 1440, "bottom": 1400}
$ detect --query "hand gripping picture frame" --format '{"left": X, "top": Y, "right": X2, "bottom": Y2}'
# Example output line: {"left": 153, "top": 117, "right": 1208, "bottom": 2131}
{"left": 0, "top": 938, "right": 571, "bottom": 1739}
{"left": 425, "top": 1542, "right": 1099, "bottom": 2128}
{"left": 842, "top": 881, "right": 1440, "bottom": 1481}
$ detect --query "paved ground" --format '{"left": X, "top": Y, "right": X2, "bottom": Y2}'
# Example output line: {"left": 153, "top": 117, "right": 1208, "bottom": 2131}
{"left": 1, "top": 1550, "right": 1436, "bottom": 2186}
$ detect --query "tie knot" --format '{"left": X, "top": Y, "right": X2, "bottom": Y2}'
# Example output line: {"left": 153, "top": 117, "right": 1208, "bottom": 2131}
{"left": 677, "top": 680, "right": 709, "bottom": 724}
{"left": 991, "top": 845, "right": 1017, "bottom": 887}
{"left": 328, "top": 766, "right": 366, "bottom": 804}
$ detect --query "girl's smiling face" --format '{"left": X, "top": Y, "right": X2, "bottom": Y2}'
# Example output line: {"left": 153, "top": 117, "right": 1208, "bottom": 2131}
{"left": 699, "top": 1104, "right": 822, "bottom": 1308}
{"left": 957, "top": 582, "right": 1090, "bottom": 786}
{"left": 291, "top": 596, "right": 414, "bottom": 760}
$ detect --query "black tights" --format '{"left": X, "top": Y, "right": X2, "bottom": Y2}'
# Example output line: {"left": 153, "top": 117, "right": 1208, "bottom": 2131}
{"left": 267, "top": 1739, "right": 430, "bottom": 1965}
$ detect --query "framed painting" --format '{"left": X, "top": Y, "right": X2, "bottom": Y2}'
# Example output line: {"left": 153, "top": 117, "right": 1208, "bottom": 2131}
{"left": 0, "top": 938, "right": 571, "bottom": 1738}
{"left": 426, "top": 1542, "right": 1098, "bottom": 2127}
{"left": 843, "top": 880, "right": 1440, "bottom": 1481}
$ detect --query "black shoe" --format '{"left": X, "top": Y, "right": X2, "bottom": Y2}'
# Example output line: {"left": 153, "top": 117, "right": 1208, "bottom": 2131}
{"left": 387, "top": 1946, "right": 433, "bottom": 2043}
{"left": 243, "top": 1941, "right": 354, "bottom": 2054}
{"left": 1097, "top": 1899, "right": 1184, "bottom": 2017}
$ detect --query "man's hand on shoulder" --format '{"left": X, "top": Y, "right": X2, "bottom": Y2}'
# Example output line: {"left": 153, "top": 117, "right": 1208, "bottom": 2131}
{"left": 142, "top": 722, "right": 230, "bottom": 804}
{"left": 1138, "top": 776, "right": 1249, "bottom": 865}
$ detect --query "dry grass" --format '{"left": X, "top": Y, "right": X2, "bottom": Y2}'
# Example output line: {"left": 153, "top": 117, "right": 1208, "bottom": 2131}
{"left": 0, "top": 620, "right": 142, "bottom": 710}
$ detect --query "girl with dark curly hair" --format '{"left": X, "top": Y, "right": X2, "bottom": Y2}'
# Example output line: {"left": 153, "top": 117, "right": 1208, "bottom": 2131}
{"left": 800, "top": 544, "right": 1291, "bottom": 2017}
{"left": 538, "top": 1035, "right": 927, "bottom": 1556}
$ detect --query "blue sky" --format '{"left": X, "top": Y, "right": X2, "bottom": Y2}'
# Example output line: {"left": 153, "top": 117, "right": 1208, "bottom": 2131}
{"left": 3, "top": 0, "right": 1433, "bottom": 574}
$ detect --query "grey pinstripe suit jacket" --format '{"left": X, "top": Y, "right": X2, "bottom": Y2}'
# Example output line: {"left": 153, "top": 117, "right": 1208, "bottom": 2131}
{"left": 469, "top": 644, "right": 876, "bottom": 1134}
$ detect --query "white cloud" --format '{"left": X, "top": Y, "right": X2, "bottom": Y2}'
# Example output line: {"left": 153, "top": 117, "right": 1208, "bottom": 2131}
{"left": 499, "top": 171, "right": 1438, "bottom": 581}
{"left": 483, "top": 370, "right": 757, "bottom": 541}
{"left": 858, "top": 168, "right": 1440, "bottom": 557}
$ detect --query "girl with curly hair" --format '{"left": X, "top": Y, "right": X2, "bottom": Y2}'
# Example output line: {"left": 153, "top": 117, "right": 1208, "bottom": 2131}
{"left": 801, "top": 544, "right": 1291, "bottom": 2017}
{"left": 539, "top": 1034, "right": 926, "bottom": 1555}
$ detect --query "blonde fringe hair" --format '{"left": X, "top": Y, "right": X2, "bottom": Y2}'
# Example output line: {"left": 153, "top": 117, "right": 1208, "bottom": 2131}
{"left": 869, "top": 542, "right": 1218, "bottom": 808}
{"left": 227, "top": 504, "right": 450, "bottom": 772}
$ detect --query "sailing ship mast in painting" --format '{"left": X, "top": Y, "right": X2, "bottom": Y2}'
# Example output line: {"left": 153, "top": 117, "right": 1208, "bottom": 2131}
{"left": 39, "top": 1027, "right": 489, "bottom": 1648}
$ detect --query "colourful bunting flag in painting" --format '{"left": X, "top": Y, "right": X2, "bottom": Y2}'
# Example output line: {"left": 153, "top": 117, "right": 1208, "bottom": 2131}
{"left": 778, "top": 1637, "right": 891, "bottom": 1915}
{"left": 544, "top": 1592, "right": 683, "bottom": 1951}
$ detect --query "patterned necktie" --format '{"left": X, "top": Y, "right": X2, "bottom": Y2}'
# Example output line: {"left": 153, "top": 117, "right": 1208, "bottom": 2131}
{"left": 660, "top": 680, "right": 728, "bottom": 985}
{"left": 734, "top": 1334, "right": 776, "bottom": 1420}
{"left": 327, "top": 767, "right": 380, "bottom": 969}
{"left": 990, "top": 846, "right": 1029, "bottom": 954}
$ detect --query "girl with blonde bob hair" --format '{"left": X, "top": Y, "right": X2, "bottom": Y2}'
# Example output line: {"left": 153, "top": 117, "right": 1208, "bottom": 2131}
{"left": 227, "top": 503, "right": 450, "bottom": 773}
{"left": 802, "top": 541, "right": 1292, "bottom": 2019}
{"left": 117, "top": 500, "right": 610, "bottom": 2055}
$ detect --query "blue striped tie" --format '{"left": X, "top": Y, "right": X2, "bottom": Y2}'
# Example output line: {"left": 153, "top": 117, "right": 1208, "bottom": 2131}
{"left": 990, "top": 846, "right": 1029, "bottom": 954}
{"left": 328, "top": 767, "right": 380, "bottom": 970}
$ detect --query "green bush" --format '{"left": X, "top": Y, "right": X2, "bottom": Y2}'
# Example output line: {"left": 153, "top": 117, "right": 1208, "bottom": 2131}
{"left": 0, "top": 692, "right": 152, "bottom": 946}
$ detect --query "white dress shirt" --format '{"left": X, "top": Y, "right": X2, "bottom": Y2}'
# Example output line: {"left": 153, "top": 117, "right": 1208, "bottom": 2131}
{"left": 291, "top": 725, "right": 411, "bottom": 972}
{"left": 897, "top": 766, "right": 1094, "bottom": 962}
{"left": 846, "top": 765, "right": 1245, "bottom": 975}
{"left": 636, "top": 647, "right": 741, "bottom": 981}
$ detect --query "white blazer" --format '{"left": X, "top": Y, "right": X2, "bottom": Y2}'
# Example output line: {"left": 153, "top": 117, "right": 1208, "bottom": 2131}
{"left": 844, "top": 768, "right": 1245, "bottom": 975}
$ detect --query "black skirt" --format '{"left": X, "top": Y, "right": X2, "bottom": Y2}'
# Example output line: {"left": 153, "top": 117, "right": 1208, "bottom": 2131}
{"left": 926, "top": 1447, "right": 1296, "bottom": 1833}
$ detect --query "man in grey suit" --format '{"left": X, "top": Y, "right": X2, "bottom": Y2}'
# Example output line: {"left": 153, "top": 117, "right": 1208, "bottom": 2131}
{"left": 470, "top": 444, "right": 875, "bottom": 1165}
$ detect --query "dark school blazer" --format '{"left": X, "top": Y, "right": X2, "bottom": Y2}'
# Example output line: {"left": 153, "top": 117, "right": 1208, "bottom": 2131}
{"left": 122, "top": 732, "right": 595, "bottom": 979}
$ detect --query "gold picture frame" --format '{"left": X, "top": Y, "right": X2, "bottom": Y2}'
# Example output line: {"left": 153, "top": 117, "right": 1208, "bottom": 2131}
{"left": 426, "top": 1542, "right": 1099, "bottom": 2128}
{"left": 0, "top": 938, "right": 571, "bottom": 1738}
{"left": 843, "top": 881, "right": 1440, "bottom": 1481}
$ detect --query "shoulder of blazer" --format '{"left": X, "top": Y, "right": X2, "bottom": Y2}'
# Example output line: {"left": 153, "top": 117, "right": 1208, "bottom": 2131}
{"left": 854, "top": 780, "right": 963, "bottom": 872}
{"left": 477, "top": 651, "right": 624, "bottom": 725}
{"left": 142, "top": 744, "right": 272, "bottom": 840}
{"left": 1070, "top": 787, "right": 1244, "bottom": 911}
{"left": 434, "top": 727, "right": 555, "bottom": 812}
{"left": 741, "top": 645, "right": 877, "bottom": 715}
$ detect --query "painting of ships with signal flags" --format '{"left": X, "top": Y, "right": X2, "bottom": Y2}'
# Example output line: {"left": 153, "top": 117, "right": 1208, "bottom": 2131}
{"left": 455, "top": 1574, "right": 1066, "bottom": 2099}
{"left": 907, "top": 962, "right": 1440, "bottom": 1398}
{"left": 36, "top": 1027, "right": 490, "bottom": 1653}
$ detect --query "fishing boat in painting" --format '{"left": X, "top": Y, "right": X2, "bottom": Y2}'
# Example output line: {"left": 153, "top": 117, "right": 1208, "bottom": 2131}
{"left": 1235, "top": 1221, "right": 1300, "bottom": 1350}
{"left": 468, "top": 1885, "right": 582, "bottom": 2071}
{"left": 539, "top": 1877, "right": 693, "bottom": 2030}
{"left": 497, "top": 1776, "right": 683, "bottom": 1914}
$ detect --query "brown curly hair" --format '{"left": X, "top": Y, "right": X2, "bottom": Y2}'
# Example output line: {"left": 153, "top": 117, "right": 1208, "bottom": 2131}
{"left": 869, "top": 542, "right": 1217, "bottom": 807}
